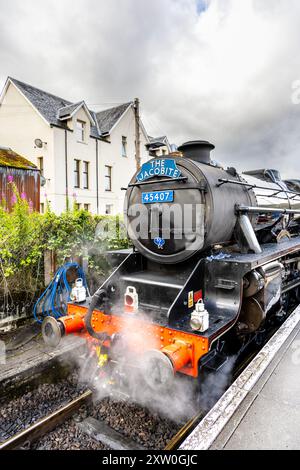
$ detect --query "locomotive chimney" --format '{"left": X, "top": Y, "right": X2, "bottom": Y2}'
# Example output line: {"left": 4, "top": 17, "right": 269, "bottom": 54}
{"left": 178, "top": 140, "right": 215, "bottom": 165}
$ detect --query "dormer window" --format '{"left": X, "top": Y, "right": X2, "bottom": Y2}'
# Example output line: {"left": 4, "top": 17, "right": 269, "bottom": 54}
{"left": 77, "top": 120, "right": 85, "bottom": 142}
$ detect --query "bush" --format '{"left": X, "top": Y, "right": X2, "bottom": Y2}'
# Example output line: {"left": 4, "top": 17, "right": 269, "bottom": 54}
{"left": 0, "top": 190, "right": 130, "bottom": 301}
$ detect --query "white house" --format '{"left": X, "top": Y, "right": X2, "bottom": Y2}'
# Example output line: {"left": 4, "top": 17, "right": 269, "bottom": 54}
{"left": 0, "top": 77, "right": 152, "bottom": 215}
{"left": 147, "top": 136, "right": 172, "bottom": 157}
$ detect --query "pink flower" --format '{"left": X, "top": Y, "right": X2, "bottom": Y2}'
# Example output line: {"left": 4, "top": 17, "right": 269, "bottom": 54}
{"left": 73, "top": 192, "right": 77, "bottom": 198}
{"left": 11, "top": 194, "right": 17, "bottom": 205}
{"left": 7, "top": 175, "right": 14, "bottom": 183}
{"left": 21, "top": 192, "right": 27, "bottom": 200}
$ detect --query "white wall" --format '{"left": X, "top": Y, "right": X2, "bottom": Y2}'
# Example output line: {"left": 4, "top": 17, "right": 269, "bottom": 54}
{"left": 0, "top": 83, "right": 151, "bottom": 215}
{"left": 52, "top": 107, "right": 103, "bottom": 214}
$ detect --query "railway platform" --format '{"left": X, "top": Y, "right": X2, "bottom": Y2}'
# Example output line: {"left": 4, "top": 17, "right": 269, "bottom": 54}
{"left": 0, "top": 323, "right": 87, "bottom": 395}
{"left": 180, "top": 306, "right": 300, "bottom": 451}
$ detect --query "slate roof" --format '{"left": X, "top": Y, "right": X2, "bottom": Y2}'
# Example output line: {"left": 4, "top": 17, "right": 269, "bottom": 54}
{"left": 58, "top": 101, "right": 84, "bottom": 119}
{"left": 95, "top": 102, "right": 132, "bottom": 135}
{"left": 7, "top": 78, "right": 132, "bottom": 139}
{"left": 148, "top": 135, "right": 171, "bottom": 151}
{"left": 149, "top": 135, "right": 168, "bottom": 144}
{"left": 9, "top": 77, "right": 71, "bottom": 129}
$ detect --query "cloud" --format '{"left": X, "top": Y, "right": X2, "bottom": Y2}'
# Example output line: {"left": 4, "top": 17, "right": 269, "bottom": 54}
{"left": 1, "top": 0, "right": 300, "bottom": 177}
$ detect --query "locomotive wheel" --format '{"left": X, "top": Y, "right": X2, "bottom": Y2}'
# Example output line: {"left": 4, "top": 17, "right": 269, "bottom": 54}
{"left": 140, "top": 350, "right": 175, "bottom": 391}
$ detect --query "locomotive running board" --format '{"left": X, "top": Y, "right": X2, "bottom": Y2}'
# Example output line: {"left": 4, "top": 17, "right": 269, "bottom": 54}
{"left": 222, "top": 235, "right": 300, "bottom": 270}
{"left": 198, "top": 236, "right": 300, "bottom": 344}
{"left": 98, "top": 236, "right": 300, "bottom": 348}
{"left": 66, "top": 237, "right": 300, "bottom": 377}
{"left": 170, "top": 235, "right": 300, "bottom": 346}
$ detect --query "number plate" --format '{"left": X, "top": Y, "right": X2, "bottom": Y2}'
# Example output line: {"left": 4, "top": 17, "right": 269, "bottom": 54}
{"left": 142, "top": 190, "right": 174, "bottom": 204}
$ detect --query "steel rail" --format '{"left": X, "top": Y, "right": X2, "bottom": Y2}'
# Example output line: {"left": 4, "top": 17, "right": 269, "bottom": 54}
{"left": 0, "top": 390, "right": 93, "bottom": 450}
{"left": 165, "top": 411, "right": 204, "bottom": 451}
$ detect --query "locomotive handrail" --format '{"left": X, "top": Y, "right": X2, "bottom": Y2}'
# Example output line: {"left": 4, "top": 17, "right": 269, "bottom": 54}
{"left": 236, "top": 204, "right": 300, "bottom": 215}
{"left": 122, "top": 183, "right": 206, "bottom": 192}
{"left": 255, "top": 193, "right": 300, "bottom": 201}
{"left": 121, "top": 176, "right": 188, "bottom": 190}
{"left": 218, "top": 178, "right": 300, "bottom": 197}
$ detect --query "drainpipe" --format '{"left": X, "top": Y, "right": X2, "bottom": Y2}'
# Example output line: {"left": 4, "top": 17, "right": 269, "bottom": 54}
{"left": 65, "top": 130, "right": 69, "bottom": 211}
{"left": 96, "top": 139, "right": 99, "bottom": 214}
{"left": 134, "top": 98, "right": 141, "bottom": 170}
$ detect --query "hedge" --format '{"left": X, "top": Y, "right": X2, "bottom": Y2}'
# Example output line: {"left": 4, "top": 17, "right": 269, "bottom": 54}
{"left": 0, "top": 189, "right": 130, "bottom": 299}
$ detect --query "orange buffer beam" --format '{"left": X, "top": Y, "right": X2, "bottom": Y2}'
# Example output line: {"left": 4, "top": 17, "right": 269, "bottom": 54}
{"left": 67, "top": 304, "right": 210, "bottom": 378}
{"left": 162, "top": 340, "right": 193, "bottom": 373}
{"left": 60, "top": 312, "right": 86, "bottom": 335}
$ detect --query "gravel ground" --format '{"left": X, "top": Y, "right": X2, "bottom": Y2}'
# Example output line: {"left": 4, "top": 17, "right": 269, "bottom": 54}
{"left": 92, "top": 397, "right": 182, "bottom": 450}
{"left": 1, "top": 372, "right": 183, "bottom": 450}
{"left": 33, "top": 419, "right": 109, "bottom": 450}
{"left": 0, "top": 372, "right": 86, "bottom": 443}
{"left": 31, "top": 397, "right": 181, "bottom": 450}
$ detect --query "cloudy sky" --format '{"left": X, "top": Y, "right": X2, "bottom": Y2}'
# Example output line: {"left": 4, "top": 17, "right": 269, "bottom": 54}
{"left": 1, "top": 0, "right": 300, "bottom": 177}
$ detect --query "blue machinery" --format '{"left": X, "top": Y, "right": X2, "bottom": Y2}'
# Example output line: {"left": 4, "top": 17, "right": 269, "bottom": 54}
{"left": 33, "top": 262, "right": 88, "bottom": 324}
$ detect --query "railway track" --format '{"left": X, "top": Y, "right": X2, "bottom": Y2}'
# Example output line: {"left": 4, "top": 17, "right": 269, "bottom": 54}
{"left": 1, "top": 318, "right": 288, "bottom": 451}
{"left": 0, "top": 382, "right": 183, "bottom": 450}
{"left": 0, "top": 390, "right": 93, "bottom": 450}
{"left": 0, "top": 390, "right": 183, "bottom": 451}
{"left": 0, "top": 357, "right": 264, "bottom": 451}
{"left": 165, "top": 410, "right": 204, "bottom": 450}
{"left": 0, "top": 390, "right": 190, "bottom": 451}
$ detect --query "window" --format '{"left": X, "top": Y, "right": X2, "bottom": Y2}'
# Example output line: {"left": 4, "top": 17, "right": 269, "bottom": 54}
{"left": 83, "top": 204, "right": 90, "bottom": 212}
{"left": 105, "top": 204, "right": 113, "bottom": 215}
{"left": 74, "top": 160, "right": 80, "bottom": 188}
{"left": 105, "top": 165, "right": 112, "bottom": 192}
{"left": 122, "top": 136, "right": 127, "bottom": 157}
{"left": 162, "top": 149, "right": 166, "bottom": 156}
{"left": 83, "top": 161, "right": 89, "bottom": 189}
{"left": 40, "top": 203, "right": 45, "bottom": 214}
{"left": 38, "top": 157, "right": 44, "bottom": 176}
{"left": 77, "top": 120, "right": 85, "bottom": 142}
{"left": 75, "top": 203, "right": 81, "bottom": 211}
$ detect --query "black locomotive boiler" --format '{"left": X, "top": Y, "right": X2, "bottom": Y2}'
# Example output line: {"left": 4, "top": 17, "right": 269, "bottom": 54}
{"left": 42, "top": 141, "right": 300, "bottom": 390}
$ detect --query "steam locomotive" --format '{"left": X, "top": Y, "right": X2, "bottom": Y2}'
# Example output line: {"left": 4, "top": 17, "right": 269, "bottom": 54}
{"left": 42, "top": 141, "right": 300, "bottom": 391}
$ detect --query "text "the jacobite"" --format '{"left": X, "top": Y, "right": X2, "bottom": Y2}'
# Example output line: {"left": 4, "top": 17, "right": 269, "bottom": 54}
{"left": 136, "top": 159, "right": 182, "bottom": 182}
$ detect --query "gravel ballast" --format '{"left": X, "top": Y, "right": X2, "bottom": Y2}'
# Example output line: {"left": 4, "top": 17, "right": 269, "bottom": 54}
{"left": 1, "top": 372, "right": 184, "bottom": 450}
{"left": 0, "top": 372, "right": 86, "bottom": 443}
{"left": 91, "top": 397, "right": 181, "bottom": 450}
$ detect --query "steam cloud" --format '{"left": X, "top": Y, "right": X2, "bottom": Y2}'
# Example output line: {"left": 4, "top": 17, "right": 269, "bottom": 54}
{"left": 198, "top": 355, "right": 236, "bottom": 411}
{"left": 76, "top": 308, "right": 198, "bottom": 423}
